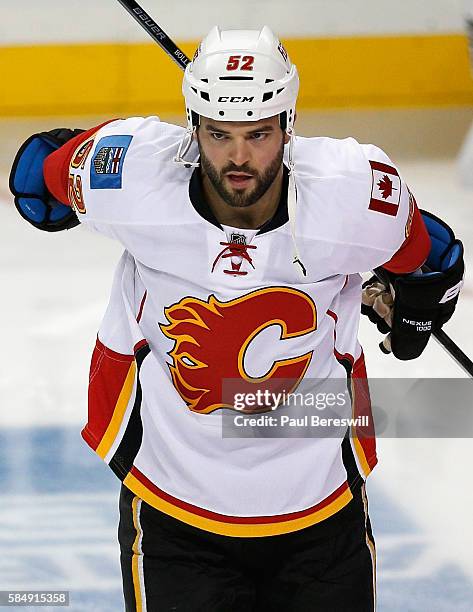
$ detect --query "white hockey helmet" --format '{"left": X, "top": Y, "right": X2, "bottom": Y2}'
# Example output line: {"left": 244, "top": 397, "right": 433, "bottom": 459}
{"left": 182, "top": 26, "right": 299, "bottom": 132}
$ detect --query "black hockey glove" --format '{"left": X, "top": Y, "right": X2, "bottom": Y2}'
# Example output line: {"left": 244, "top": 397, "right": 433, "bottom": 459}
{"left": 361, "top": 210, "right": 464, "bottom": 360}
{"left": 9, "top": 128, "right": 84, "bottom": 232}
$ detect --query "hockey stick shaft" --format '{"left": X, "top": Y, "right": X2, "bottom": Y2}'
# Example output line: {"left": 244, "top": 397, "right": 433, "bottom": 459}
{"left": 418, "top": 264, "right": 473, "bottom": 377}
{"left": 115, "top": 0, "right": 190, "bottom": 71}
{"left": 432, "top": 329, "right": 473, "bottom": 377}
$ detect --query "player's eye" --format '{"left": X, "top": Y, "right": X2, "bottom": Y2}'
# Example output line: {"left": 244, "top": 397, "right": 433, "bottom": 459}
{"left": 250, "top": 132, "right": 267, "bottom": 140}
{"left": 210, "top": 132, "right": 227, "bottom": 140}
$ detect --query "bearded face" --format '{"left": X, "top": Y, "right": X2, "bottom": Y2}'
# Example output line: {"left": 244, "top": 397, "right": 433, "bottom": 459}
{"left": 196, "top": 115, "right": 287, "bottom": 209}
{"left": 198, "top": 135, "right": 285, "bottom": 208}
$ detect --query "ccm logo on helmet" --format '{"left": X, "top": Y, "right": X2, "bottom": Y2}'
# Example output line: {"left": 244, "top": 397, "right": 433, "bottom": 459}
{"left": 218, "top": 96, "right": 255, "bottom": 103}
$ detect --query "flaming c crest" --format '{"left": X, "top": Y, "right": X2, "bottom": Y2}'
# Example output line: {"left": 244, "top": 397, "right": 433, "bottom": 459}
{"left": 160, "top": 287, "right": 317, "bottom": 413}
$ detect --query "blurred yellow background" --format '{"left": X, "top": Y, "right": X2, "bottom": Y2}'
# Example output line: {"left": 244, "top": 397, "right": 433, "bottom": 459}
{"left": 1, "top": 0, "right": 472, "bottom": 116}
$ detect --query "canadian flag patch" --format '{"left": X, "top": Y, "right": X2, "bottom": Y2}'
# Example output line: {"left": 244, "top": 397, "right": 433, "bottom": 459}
{"left": 369, "top": 161, "right": 401, "bottom": 217}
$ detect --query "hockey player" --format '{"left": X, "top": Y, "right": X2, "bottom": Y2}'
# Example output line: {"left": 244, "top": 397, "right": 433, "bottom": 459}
{"left": 10, "top": 27, "right": 464, "bottom": 611}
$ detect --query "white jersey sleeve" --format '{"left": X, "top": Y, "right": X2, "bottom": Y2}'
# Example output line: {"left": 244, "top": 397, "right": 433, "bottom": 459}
{"left": 359, "top": 141, "right": 413, "bottom": 262}
{"left": 293, "top": 136, "right": 427, "bottom": 275}
{"left": 67, "top": 116, "right": 190, "bottom": 237}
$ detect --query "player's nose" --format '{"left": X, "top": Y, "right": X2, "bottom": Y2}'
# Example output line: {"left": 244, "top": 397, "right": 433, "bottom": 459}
{"left": 228, "top": 138, "right": 251, "bottom": 167}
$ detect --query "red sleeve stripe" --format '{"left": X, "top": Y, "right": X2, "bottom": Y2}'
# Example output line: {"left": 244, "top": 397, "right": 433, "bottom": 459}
{"left": 326, "top": 309, "right": 338, "bottom": 323}
{"left": 327, "top": 309, "right": 355, "bottom": 366}
{"left": 82, "top": 336, "right": 135, "bottom": 452}
{"left": 351, "top": 352, "right": 377, "bottom": 476}
{"left": 383, "top": 194, "right": 431, "bottom": 274}
{"left": 136, "top": 292, "right": 147, "bottom": 324}
{"left": 43, "top": 120, "right": 116, "bottom": 206}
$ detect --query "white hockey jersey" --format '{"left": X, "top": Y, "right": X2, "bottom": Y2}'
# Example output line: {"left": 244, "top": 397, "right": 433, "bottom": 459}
{"left": 45, "top": 116, "right": 429, "bottom": 536}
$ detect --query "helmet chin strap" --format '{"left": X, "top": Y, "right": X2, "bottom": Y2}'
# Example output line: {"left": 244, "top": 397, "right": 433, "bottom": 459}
{"left": 173, "top": 127, "right": 200, "bottom": 168}
{"left": 286, "top": 127, "right": 306, "bottom": 277}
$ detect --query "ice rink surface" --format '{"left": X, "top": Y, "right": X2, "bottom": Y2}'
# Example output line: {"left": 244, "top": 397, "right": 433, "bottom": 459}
{"left": 1, "top": 109, "right": 473, "bottom": 610}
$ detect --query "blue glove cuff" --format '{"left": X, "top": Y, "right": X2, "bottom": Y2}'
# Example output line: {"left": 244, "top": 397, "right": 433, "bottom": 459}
{"left": 9, "top": 129, "right": 82, "bottom": 232}
{"left": 10, "top": 135, "right": 59, "bottom": 200}
{"left": 421, "top": 210, "right": 461, "bottom": 272}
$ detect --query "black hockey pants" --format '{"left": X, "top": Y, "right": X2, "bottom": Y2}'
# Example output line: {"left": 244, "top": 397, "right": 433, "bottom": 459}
{"left": 119, "top": 483, "right": 376, "bottom": 611}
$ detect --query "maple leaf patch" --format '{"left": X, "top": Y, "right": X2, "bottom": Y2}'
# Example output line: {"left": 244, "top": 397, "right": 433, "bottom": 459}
{"left": 377, "top": 174, "right": 397, "bottom": 200}
{"left": 369, "top": 160, "right": 401, "bottom": 216}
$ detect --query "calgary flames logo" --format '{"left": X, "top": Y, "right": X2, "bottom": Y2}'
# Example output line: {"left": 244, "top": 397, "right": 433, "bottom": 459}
{"left": 160, "top": 287, "right": 317, "bottom": 413}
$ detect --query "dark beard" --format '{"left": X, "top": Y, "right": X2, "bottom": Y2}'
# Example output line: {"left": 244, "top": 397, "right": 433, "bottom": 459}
{"left": 198, "top": 137, "right": 285, "bottom": 208}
